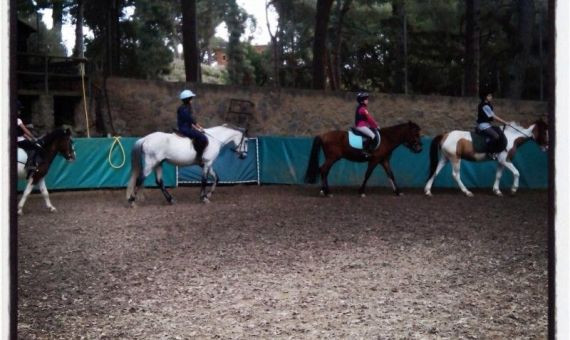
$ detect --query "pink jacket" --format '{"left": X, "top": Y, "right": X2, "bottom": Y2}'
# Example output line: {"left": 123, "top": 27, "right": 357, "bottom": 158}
{"left": 355, "top": 105, "right": 379, "bottom": 129}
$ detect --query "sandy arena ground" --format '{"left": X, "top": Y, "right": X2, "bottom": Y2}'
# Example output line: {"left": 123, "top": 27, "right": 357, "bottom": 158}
{"left": 17, "top": 185, "right": 548, "bottom": 339}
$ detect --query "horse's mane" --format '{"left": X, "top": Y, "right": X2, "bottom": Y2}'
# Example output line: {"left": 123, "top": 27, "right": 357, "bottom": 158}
{"left": 41, "top": 128, "right": 68, "bottom": 145}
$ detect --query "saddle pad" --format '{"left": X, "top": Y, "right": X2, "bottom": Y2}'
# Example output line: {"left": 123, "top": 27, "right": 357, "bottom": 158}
{"left": 17, "top": 148, "right": 27, "bottom": 164}
{"left": 348, "top": 130, "right": 363, "bottom": 149}
{"left": 470, "top": 132, "right": 487, "bottom": 153}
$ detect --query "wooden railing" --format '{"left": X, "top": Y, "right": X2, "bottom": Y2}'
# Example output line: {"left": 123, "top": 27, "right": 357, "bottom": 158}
{"left": 17, "top": 53, "right": 90, "bottom": 94}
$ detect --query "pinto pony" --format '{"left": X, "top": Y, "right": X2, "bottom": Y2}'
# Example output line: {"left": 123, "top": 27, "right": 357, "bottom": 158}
{"left": 17, "top": 128, "right": 76, "bottom": 215}
{"left": 305, "top": 121, "right": 423, "bottom": 197}
{"left": 424, "top": 119, "right": 548, "bottom": 197}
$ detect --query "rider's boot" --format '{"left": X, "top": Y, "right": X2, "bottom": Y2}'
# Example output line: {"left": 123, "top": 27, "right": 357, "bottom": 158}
{"left": 25, "top": 151, "right": 37, "bottom": 171}
{"left": 361, "top": 139, "right": 371, "bottom": 158}
{"left": 194, "top": 141, "right": 205, "bottom": 165}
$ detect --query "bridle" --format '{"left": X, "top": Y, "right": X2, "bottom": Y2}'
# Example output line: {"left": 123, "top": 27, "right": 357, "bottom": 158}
{"left": 202, "top": 125, "right": 248, "bottom": 157}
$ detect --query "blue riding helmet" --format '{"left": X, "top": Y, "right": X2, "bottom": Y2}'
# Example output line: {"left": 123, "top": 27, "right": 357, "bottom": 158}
{"left": 179, "top": 89, "right": 196, "bottom": 100}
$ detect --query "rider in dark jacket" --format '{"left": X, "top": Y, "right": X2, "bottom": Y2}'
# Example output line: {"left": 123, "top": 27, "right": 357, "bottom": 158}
{"left": 476, "top": 90, "right": 508, "bottom": 159}
{"left": 177, "top": 89, "right": 208, "bottom": 164}
{"left": 16, "top": 101, "right": 42, "bottom": 170}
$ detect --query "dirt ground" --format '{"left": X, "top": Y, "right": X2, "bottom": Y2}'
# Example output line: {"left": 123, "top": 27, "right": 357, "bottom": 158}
{"left": 17, "top": 185, "right": 548, "bottom": 339}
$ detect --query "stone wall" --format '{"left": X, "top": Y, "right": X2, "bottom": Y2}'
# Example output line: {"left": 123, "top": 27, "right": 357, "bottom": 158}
{"left": 97, "top": 77, "right": 547, "bottom": 137}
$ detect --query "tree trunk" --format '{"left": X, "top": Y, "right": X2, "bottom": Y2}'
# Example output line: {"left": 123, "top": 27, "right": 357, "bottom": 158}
{"left": 181, "top": 0, "right": 199, "bottom": 82}
{"left": 392, "top": 0, "right": 407, "bottom": 93}
{"left": 73, "top": 0, "right": 84, "bottom": 58}
{"left": 464, "top": 0, "right": 480, "bottom": 97}
{"left": 329, "top": 0, "right": 352, "bottom": 90}
{"left": 105, "top": 0, "right": 121, "bottom": 76}
{"left": 312, "top": 0, "right": 334, "bottom": 90}
{"left": 507, "top": 0, "right": 535, "bottom": 99}
{"left": 52, "top": 0, "right": 64, "bottom": 38}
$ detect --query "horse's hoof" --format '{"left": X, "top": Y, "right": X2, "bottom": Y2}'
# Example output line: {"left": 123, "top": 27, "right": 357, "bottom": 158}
{"left": 494, "top": 190, "right": 503, "bottom": 197}
{"left": 129, "top": 201, "right": 137, "bottom": 208}
{"left": 17, "top": 209, "right": 23, "bottom": 216}
{"left": 319, "top": 190, "right": 325, "bottom": 197}
{"left": 206, "top": 193, "right": 212, "bottom": 199}
{"left": 168, "top": 198, "right": 176, "bottom": 205}
{"left": 202, "top": 197, "right": 211, "bottom": 204}
{"left": 510, "top": 189, "right": 518, "bottom": 196}
{"left": 360, "top": 193, "right": 366, "bottom": 198}
{"left": 465, "top": 192, "right": 474, "bottom": 197}
{"left": 49, "top": 207, "right": 57, "bottom": 213}
{"left": 424, "top": 191, "right": 432, "bottom": 197}
{"left": 396, "top": 192, "right": 404, "bottom": 196}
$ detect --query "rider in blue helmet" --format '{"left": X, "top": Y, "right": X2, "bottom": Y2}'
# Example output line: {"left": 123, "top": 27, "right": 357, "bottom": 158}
{"left": 177, "top": 89, "right": 208, "bottom": 164}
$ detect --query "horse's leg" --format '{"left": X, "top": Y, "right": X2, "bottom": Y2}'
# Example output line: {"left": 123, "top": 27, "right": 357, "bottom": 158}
{"left": 493, "top": 161, "right": 506, "bottom": 196}
{"left": 358, "top": 161, "right": 379, "bottom": 197}
{"left": 128, "top": 160, "right": 154, "bottom": 206}
{"left": 155, "top": 164, "right": 175, "bottom": 204}
{"left": 501, "top": 160, "right": 520, "bottom": 195}
{"left": 319, "top": 157, "right": 340, "bottom": 197}
{"left": 424, "top": 156, "right": 448, "bottom": 196}
{"left": 17, "top": 178, "right": 35, "bottom": 215}
{"left": 38, "top": 178, "right": 56, "bottom": 212}
{"left": 200, "top": 165, "right": 210, "bottom": 203}
{"left": 206, "top": 166, "right": 218, "bottom": 199}
{"left": 450, "top": 158, "right": 473, "bottom": 197}
{"left": 380, "top": 159, "right": 402, "bottom": 196}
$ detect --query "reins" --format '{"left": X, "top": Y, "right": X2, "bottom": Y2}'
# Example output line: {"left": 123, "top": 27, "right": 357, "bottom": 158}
{"left": 505, "top": 123, "right": 533, "bottom": 138}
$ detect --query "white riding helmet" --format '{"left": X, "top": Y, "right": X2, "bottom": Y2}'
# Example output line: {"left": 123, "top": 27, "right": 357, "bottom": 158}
{"left": 179, "top": 89, "right": 196, "bottom": 100}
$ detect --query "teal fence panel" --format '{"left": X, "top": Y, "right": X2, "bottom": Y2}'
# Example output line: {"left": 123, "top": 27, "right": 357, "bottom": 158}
{"left": 258, "top": 136, "right": 548, "bottom": 189}
{"left": 18, "top": 137, "right": 176, "bottom": 191}
{"left": 178, "top": 138, "right": 260, "bottom": 184}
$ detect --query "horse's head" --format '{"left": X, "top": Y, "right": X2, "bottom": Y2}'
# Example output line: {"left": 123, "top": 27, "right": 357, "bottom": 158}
{"left": 48, "top": 128, "right": 76, "bottom": 161}
{"left": 402, "top": 121, "right": 423, "bottom": 153}
{"left": 532, "top": 118, "right": 549, "bottom": 151}
{"left": 226, "top": 125, "right": 248, "bottom": 159}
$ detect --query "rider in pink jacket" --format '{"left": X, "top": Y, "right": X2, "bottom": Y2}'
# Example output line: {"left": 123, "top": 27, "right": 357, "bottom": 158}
{"left": 354, "top": 92, "right": 380, "bottom": 156}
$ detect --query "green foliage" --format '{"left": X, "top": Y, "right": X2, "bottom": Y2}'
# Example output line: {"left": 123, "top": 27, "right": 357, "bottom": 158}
{"left": 16, "top": 0, "right": 550, "bottom": 100}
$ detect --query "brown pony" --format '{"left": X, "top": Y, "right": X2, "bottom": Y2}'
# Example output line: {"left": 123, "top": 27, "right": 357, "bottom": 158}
{"left": 304, "top": 121, "right": 423, "bottom": 197}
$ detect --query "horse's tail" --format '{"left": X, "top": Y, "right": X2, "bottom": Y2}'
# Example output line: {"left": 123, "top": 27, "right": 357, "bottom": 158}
{"left": 427, "top": 134, "right": 443, "bottom": 181}
{"left": 304, "top": 136, "right": 323, "bottom": 184}
{"left": 126, "top": 138, "right": 144, "bottom": 200}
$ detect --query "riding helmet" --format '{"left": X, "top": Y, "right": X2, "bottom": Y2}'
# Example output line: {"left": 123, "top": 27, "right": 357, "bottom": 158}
{"left": 179, "top": 89, "right": 196, "bottom": 100}
{"left": 356, "top": 92, "right": 369, "bottom": 103}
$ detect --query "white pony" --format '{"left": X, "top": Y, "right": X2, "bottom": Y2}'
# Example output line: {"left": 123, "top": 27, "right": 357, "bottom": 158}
{"left": 126, "top": 124, "right": 248, "bottom": 204}
{"left": 424, "top": 119, "right": 548, "bottom": 197}
{"left": 17, "top": 128, "right": 76, "bottom": 215}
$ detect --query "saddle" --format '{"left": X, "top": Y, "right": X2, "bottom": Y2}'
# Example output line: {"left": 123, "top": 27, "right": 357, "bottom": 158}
{"left": 471, "top": 126, "right": 507, "bottom": 154}
{"left": 348, "top": 128, "right": 381, "bottom": 151}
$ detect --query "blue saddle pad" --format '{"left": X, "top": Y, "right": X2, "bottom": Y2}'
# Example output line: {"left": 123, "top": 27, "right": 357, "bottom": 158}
{"left": 348, "top": 130, "right": 364, "bottom": 149}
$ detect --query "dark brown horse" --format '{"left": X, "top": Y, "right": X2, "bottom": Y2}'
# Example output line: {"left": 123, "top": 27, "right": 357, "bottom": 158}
{"left": 17, "top": 128, "right": 76, "bottom": 215}
{"left": 305, "top": 121, "right": 423, "bottom": 197}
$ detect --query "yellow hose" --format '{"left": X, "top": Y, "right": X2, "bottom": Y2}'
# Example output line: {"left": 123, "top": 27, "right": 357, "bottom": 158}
{"left": 80, "top": 62, "right": 90, "bottom": 138}
{"left": 108, "top": 136, "right": 126, "bottom": 169}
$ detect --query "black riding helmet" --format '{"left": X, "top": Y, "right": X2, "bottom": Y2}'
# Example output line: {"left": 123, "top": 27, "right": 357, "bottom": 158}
{"left": 356, "top": 92, "right": 369, "bottom": 103}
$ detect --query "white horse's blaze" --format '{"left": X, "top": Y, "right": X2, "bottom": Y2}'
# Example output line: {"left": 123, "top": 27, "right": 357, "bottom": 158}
{"left": 425, "top": 122, "right": 545, "bottom": 196}
{"left": 126, "top": 125, "right": 248, "bottom": 203}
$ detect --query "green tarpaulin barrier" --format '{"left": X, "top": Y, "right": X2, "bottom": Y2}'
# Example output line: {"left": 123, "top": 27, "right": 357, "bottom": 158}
{"left": 258, "top": 136, "right": 548, "bottom": 189}
{"left": 178, "top": 139, "right": 260, "bottom": 184}
{"left": 18, "top": 137, "right": 176, "bottom": 191}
